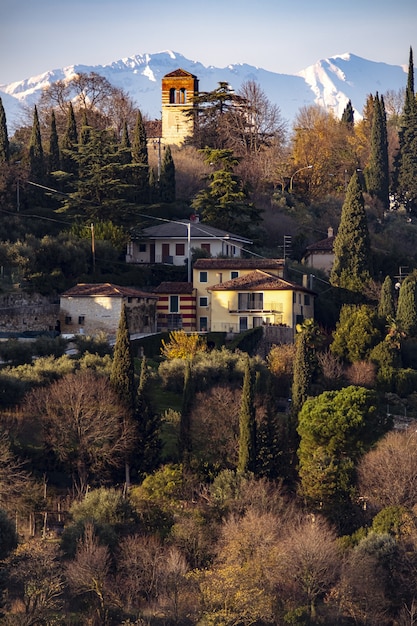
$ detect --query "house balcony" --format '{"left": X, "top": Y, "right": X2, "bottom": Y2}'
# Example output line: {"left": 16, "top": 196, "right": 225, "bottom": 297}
{"left": 228, "top": 301, "right": 283, "bottom": 314}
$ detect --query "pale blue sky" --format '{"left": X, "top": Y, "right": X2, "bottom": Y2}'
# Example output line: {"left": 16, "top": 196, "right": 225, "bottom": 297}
{"left": 1, "top": 0, "right": 416, "bottom": 84}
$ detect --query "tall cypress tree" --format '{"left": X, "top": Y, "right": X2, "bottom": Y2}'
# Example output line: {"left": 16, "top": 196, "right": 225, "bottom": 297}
{"left": 396, "top": 274, "right": 417, "bottom": 337}
{"left": 378, "top": 275, "right": 395, "bottom": 321}
{"left": 119, "top": 120, "right": 132, "bottom": 165}
{"left": 341, "top": 99, "right": 354, "bottom": 129}
{"left": 291, "top": 331, "right": 312, "bottom": 419}
{"left": 110, "top": 305, "right": 135, "bottom": 409}
{"left": 48, "top": 110, "right": 60, "bottom": 173}
{"left": 365, "top": 93, "right": 389, "bottom": 210}
{"left": 61, "top": 102, "right": 78, "bottom": 176}
{"left": 396, "top": 47, "right": 417, "bottom": 214}
{"left": 179, "top": 360, "right": 194, "bottom": 463}
{"left": 330, "top": 171, "right": 372, "bottom": 293}
{"left": 135, "top": 356, "right": 161, "bottom": 477}
{"left": 159, "top": 145, "right": 176, "bottom": 202}
{"left": 28, "top": 106, "right": 45, "bottom": 182}
{"left": 79, "top": 110, "right": 91, "bottom": 146}
{"left": 0, "top": 97, "right": 9, "bottom": 164}
{"left": 131, "top": 110, "right": 150, "bottom": 202}
{"left": 237, "top": 356, "right": 257, "bottom": 474}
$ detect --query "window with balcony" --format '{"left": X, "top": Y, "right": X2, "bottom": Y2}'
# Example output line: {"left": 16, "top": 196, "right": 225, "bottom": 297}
{"left": 238, "top": 292, "right": 263, "bottom": 310}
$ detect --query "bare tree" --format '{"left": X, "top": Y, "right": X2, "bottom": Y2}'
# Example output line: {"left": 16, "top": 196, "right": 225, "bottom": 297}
{"left": 66, "top": 522, "right": 112, "bottom": 625}
{"left": 24, "top": 370, "right": 135, "bottom": 495}
{"left": 358, "top": 427, "right": 417, "bottom": 510}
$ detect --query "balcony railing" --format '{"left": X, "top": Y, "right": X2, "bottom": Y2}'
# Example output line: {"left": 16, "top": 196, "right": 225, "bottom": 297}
{"left": 228, "top": 301, "right": 283, "bottom": 314}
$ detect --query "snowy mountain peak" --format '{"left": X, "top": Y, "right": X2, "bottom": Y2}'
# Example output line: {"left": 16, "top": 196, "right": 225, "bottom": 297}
{"left": 0, "top": 50, "right": 410, "bottom": 133}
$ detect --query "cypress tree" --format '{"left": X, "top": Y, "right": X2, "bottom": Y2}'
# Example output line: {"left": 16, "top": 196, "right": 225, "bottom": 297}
{"left": 237, "top": 356, "right": 256, "bottom": 474}
{"left": 396, "top": 47, "right": 417, "bottom": 214}
{"left": 179, "top": 360, "right": 194, "bottom": 463}
{"left": 291, "top": 331, "right": 312, "bottom": 418}
{"left": 365, "top": 93, "right": 389, "bottom": 210}
{"left": 132, "top": 110, "right": 148, "bottom": 166}
{"left": 119, "top": 120, "right": 132, "bottom": 165}
{"left": 159, "top": 145, "right": 176, "bottom": 202}
{"left": 256, "top": 374, "right": 287, "bottom": 480}
{"left": 131, "top": 110, "right": 150, "bottom": 202}
{"left": 28, "top": 106, "right": 45, "bottom": 181}
{"left": 135, "top": 356, "right": 161, "bottom": 477}
{"left": 61, "top": 102, "right": 78, "bottom": 175}
{"left": 0, "top": 97, "right": 9, "bottom": 164}
{"left": 378, "top": 275, "right": 395, "bottom": 320}
{"left": 330, "top": 171, "right": 372, "bottom": 293}
{"left": 341, "top": 99, "right": 354, "bottom": 129}
{"left": 79, "top": 110, "right": 91, "bottom": 146}
{"left": 48, "top": 110, "right": 60, "bottom": 173}
{"left": 396, "top": 274, "right": 417, "bottom": 337}
{"left": 110, "top": 305, "right": 135, "bottom": 409}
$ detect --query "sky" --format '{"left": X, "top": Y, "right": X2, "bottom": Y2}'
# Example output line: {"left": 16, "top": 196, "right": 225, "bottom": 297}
{"left": 1, "top": 0, "right": 416, "bottom": 85}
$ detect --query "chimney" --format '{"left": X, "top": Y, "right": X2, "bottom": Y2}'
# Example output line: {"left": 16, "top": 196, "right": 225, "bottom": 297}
{"left": 328, "top": 226, "right": 334, "bottom": 238}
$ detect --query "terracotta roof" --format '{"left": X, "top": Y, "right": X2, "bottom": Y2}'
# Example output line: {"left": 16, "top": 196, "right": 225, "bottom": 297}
{"left": 208, "top": 270, "right": 314, "bottom": 293}
{"left": 137, "top": 220, "right": 252, "bottom": 244}
{"left": 305, "top": 236, "right": 335, "bottom": 253}
{"left": 163, "top": 68, "right": 197, "bottom": 78}
{"left": 152, "top": 282, "right": 194, "bottom": 294}
{"left": 61, "top": 283, "right": 157, "bottom": 299}
{"left": 193, "top": 258, "right": 284, "bottom": 270}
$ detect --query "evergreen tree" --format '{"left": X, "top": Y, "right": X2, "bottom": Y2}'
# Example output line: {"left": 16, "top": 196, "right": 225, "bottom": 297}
{"left": 61, "top": 102, "right": 78, "bottom": 176}
{"left": 291, "top": 331, "right": 313, "bottom": 418}
{"left": 79, "top": 110, "right": 92, "bottom": 146}
{"left": 159, "top": 144, "right": 176, "bottom": 202}
{"left": 378, "top": 275, "right": 395, "bottom": 320}
{"left": 256, "top": 374, "right": 287, "bottom": 480}
{"left": 396, "top": 274, "right": 417, "bottom": 337}
{"left": 48, "top": 110, "right": 60, "bottom": 173}
{"left": 365, "top": 93, "right": 389, "bottom": 210}
{"left": 131, "top": 110, "right": 150, "bottom": 202}
{"left": 191, "top": 147, "right": 262, "bottom": 238}
{"left": 0, "top": 97, "right": 9, "bottom": 164}
{"left": 110, "top": 305, "right": 135, "bottom": 410}
{"left": 237, "top": 356, "right": 256, "bottom": 474}
{"left": 179, "top": 360, "right": 194, "bottom": 463}
{"left": 28, "top": 106, "right": 45, "bottom": 181}
{"left": 118, "top": 120, "right": 132, "bottom": 165}
{"left": 135, "top": 356, "right": 161, "bottom": 477}
{"left": 341, "top": 99, "right": 354, "bottom": 129}
{"left": 396, "top": 47, "right": 417, "bottom": 214}
{"left": 330, "top": 171, "right": 372, "bottom": 293}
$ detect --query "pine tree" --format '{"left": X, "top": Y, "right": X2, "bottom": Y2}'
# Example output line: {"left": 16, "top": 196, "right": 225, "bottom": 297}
{"left": 396, "top": 274, "right": 417, "bottom": 337}
{"left": 0, "top": 97, "right": 9, "bottom": 164}
{"left": 237, "top": 356, "right": 256, "bottom": 474}
{"left": 378, "top": 275, "right": 395, "bottom": 320}
{"left": 135, "top": 356, "right": 161, "bottom": 477}
{"left": 28, "top": 106, "right": 45, "bottom": 181}
{"left": 330, "top": 171, "right": 372, "bottom": 293}
{"left": 341, "top": 99, "right": 354, "bottom": 129}
{"left": 365, "top": 93, "right": 389, "bottom": 210}
{"left": 48, "top": 110, "right": 60, "bottom": 173}
{"left": 110, "top": 305, "right": 135, "bottom": 410}
{"left": 396, "top": 47, "right": 417, "bottom": 214}
{"left": 159, "top": 145, "right": 176, "bottom": 202}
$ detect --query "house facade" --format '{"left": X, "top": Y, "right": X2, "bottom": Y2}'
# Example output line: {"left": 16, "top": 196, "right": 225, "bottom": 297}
{"left": 303, "top": 227, "right": 335, "bottom": 275}
{"left": 152, "top": 282, "right": 197, "bottom": 332}
{"left": 59, "top": 283, "right": 158, "bottom": 337}
{"left": 207, "top": 270, "right": 315, "bottom": 336}
{"left": 193, "top": 258, "right": 286, "bottom": 333}
{"left": 126, "top": 220, "right": 252, "bottom": 268}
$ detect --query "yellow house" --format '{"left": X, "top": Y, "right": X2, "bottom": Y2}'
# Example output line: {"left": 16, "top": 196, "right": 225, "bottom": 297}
{"left": 193, "top": 258, "right": 286, "bottom": 333}
{"left": 206, "top": 269, "right": 315, "bottom": 336}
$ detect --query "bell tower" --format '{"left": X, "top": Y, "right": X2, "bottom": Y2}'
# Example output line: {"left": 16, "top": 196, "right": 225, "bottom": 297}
{"left": 161, "top": 69, "right": 199, "bottom": 146}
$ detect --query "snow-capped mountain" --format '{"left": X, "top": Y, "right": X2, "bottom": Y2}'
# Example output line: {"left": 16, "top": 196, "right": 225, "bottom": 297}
{"left": 0, "top": 50, "right": 410, "bottom": 133}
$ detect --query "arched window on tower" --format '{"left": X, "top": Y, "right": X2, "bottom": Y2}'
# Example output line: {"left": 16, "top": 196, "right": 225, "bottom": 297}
{"left": 169, "top": 88, "right": 176, "bottom": 104}
{"left": 179, "top": 88, "right": 186, "bottom": 104}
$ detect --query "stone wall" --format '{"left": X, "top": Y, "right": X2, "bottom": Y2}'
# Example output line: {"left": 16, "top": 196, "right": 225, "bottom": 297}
{"left": 0, "top": 292, "right": 59, "bottom": 334}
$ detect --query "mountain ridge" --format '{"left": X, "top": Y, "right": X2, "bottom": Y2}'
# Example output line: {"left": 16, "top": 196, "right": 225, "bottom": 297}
{"left": 0, "top": 50, "right": 410, "bottom": 133}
